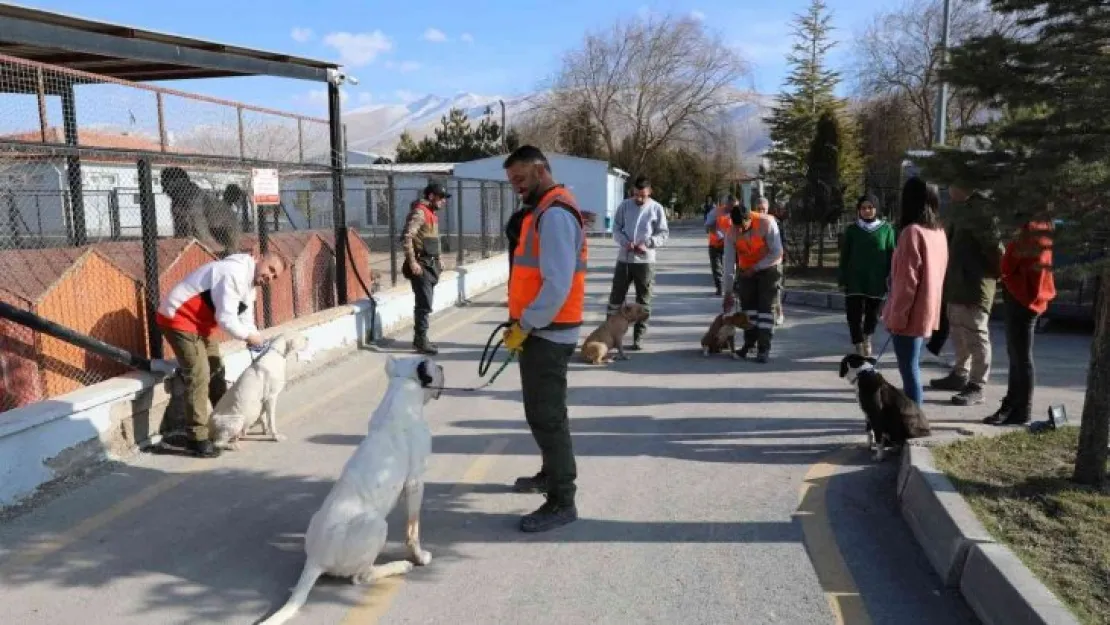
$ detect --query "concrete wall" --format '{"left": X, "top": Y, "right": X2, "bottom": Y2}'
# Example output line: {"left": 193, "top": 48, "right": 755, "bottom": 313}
{"left": 0, "top": 251, "right": 511, "bottom": 509}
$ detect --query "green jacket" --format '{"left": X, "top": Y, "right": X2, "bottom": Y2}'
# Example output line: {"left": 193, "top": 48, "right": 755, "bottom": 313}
{"left": 944, "top": 194, "right": 1004, "bottom": 312}
{"left": 838, "top": 220, "right": 896, "bottom": 298}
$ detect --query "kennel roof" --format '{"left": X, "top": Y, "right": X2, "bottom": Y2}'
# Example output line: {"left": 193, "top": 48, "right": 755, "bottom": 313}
{"left": 0, "top": 3, "right": 339, "bottom": 83}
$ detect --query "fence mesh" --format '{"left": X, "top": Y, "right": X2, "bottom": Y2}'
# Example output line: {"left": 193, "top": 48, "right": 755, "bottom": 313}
{"left": 0, "top": 52, "right": 523, "bottom": 416}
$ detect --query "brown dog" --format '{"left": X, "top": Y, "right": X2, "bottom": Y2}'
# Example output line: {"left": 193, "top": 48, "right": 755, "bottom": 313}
{"left": 580, "top": 303, "right": 650, "bottom": 364}
{"left": 700, "top": 312, "right": 753, "bottom": 358}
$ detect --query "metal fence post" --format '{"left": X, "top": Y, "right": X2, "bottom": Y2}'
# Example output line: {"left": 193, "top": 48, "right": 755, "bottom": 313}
{"left": 327, "top": 80, "right": 350, "bottom": 304}
{"left": 136, "top": 159, "right": 163, "bottom": 360}
{"left": 257, "top": 204, "right": 274, "bottom": 328}
{"left": 387, "top": 173, "right": 397, "bottom": 286}
{"left": 480, "top": 181, "right": 489, "bottom": 259}
{"left": 456, "top": 179, "right": 464, "bottom": 268}
{"left": 498, "top": 183, "right": 506, "bottom": 252}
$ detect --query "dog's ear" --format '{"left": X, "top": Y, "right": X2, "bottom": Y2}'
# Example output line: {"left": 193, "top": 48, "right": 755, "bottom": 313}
{"left": 416, "top": 358, "right": 435, "bottom": 387}
{"left": 838, "top": 355, "right": 850, "bottom": 378}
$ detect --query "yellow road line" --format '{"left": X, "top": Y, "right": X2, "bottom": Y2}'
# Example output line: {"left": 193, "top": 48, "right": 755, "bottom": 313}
{"left": 341, "top": 437, "right": 509, "bottom": 624}
{"left": 0, "top": 303, "right": 499, "bottom": 575}
{"left": 795, "top": 447, "right": 873, "bottom": 625}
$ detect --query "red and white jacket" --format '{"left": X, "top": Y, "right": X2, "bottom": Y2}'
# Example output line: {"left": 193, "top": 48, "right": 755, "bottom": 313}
{"left": 156, "top": 253, "right": 258, "bottom": 340}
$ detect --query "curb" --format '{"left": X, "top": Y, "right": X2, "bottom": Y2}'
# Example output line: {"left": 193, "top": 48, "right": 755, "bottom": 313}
{"left": 897, "top": 445, "right": 1082, "bottom": 625}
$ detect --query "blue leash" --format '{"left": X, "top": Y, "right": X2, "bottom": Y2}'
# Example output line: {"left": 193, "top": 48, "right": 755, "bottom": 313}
{"left": 873, "top": 333, "right": 893, "bottom": 362}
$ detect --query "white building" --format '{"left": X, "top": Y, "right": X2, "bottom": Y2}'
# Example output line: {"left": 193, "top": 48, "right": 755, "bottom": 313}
{"left": 452, "top": 152, "right": 629, "bottom": 234}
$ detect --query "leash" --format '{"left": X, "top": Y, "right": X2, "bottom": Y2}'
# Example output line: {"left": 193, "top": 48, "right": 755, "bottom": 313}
{"left": 432, "top": 321, "right": 516, "bottom": 392}
{"left": 873, "top": 333, "right": 893, "bottom": 363}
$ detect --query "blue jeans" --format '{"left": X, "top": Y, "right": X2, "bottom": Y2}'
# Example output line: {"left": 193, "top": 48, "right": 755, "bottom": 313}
{"left": 892, "top": 334, "right": 925, "bottom": 406}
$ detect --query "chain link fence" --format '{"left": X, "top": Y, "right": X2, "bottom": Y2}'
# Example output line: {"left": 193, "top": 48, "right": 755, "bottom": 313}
{"left": 0, "top": 53, "right": 378, "bottom": 415}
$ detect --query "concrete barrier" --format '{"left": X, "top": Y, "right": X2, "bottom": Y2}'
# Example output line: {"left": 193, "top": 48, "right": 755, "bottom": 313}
{"left": 960, "top": 543, "right": 1082, "bottom": 625}
{"left": 0, "top": 252, "right": 511, "bottom": 509}
{"left": 898, "top": 446, "right": 995, "bottom": 586}
{"left": 897, "top": 442, "right": 1082, "bottom": 625}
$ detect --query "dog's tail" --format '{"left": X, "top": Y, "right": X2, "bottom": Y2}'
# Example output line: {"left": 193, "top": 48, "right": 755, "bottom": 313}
{"left": 259, "top": 562, "right": 323, "bottom": 625}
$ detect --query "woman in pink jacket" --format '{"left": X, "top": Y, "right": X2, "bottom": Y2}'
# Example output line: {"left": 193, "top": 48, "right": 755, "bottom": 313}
{"left": 882, "top": 177, "right": 949, "bottom": 406}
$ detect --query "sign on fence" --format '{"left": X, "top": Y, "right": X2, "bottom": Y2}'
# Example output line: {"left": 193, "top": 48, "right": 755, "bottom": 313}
{"left": 251, "top": 169, "right": 280, "bottom": 205}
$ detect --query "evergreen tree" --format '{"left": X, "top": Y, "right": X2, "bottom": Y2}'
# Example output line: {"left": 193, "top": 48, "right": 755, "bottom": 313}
{"left": 394, "top": 108, "right": 504, "bottom": 163}
{"left": 804, "top": 109, "right": 844, "bottom": 268}
{"left": 558, "top": 103, "right": 604, "bottom": 159}
{"left": 764, "top": 0, "right": 841, "bottom": 199}
{"left": 920, "top": 0, "right": 1110, "bottom": 486}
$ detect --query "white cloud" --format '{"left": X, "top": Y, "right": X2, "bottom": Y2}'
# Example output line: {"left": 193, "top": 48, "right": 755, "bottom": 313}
{"left": 422, "top": 28, "right": 448, "bottom": 43}
{"left": 358, "top": 92, "right": 373, "bottom": 105}
{"left": 395, "top": 90, "right": 420, "bottom": 103}
{"left": 460, "top": 32, "right": 474, "bottom": 43}
{"left": 291, "top": 27, "right": 314, "bottom": 43}
{"left": 385, "top": 60, "right": 422, "bottom": 73}
{"left": 690, "top": 10, "right": 706, "bottom": 22}
{"left": 322, "top": 31, "right": 393, "bottom": 66}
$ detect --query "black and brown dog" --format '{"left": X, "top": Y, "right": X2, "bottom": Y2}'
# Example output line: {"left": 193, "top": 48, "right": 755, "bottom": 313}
{"left": 700, "top": 312, "right": 753, "bottom": 358}
{"left": 839, "top": 353, "right": 932, "bottom": 461}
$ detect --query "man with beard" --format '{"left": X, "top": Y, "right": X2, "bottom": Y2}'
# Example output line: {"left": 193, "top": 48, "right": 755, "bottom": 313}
{"left": 500, "top": 145, "right": 589, "bottom": 533}
{"left": 605, "top": 175, "right": 669, "bottom": 350}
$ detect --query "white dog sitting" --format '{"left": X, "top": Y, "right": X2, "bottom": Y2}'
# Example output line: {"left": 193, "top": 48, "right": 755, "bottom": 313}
{"left": 259, "top": 354, "right": 445, "bottom": 625}
{"left": 209, "top": 333, "right": 310, "bottom": 450}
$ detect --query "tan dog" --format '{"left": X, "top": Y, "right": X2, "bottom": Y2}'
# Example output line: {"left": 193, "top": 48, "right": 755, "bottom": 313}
{"left": 580, "top": 303, "right": 649, "bottom": 364}
{"left": 700, "top": 312, "right": 753, "bottom": 358}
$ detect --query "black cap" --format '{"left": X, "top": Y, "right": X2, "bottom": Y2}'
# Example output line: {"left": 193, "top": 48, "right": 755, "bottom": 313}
{"left": 423, "top": 182, "right": 451, "bottom": 198}
{"left": 730, "top": 203, "right": 751, "bottom": 223}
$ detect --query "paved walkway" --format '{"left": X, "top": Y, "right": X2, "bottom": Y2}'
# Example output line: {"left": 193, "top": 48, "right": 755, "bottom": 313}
{"left": 0, "top": 231, "right": 1090, "bottom": 624}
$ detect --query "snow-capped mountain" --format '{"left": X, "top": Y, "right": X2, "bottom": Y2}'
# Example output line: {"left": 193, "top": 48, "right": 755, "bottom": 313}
{"left": 342, "top": 90, "right": 775, "bottom": 161}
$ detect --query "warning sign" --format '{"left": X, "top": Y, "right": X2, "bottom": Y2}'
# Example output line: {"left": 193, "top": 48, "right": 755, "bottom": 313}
{"left": 251, "top": 168, "right": 280, "bottom": 205}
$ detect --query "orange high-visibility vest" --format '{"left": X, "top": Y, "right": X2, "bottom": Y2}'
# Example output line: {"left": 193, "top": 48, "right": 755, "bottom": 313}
{"left": 708, "top": 207, "right": 732, "bottom": 248}
{"left": 508, "top": 185, "right": 589, "bottom": 330}
{"left": 735, "top": 212, "right": 773, "bottom": 270}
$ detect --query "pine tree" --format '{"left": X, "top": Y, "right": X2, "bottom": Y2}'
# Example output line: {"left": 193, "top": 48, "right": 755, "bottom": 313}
{"left": 395, "top": 108, "right": 504, "bottom": 163}
{"left": 764, "top": 0, "right": 841, "bottom": 199}
{"left": 804, "top": 109, "right": 844, "bottom": 268}
{"left": 921, "top": 0, "right": 1110, "bottom": 486}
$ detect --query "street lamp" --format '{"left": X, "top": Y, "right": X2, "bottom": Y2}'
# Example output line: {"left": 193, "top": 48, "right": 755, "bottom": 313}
{"left": 934, "top": 0, "right": 951, "bottom": 147}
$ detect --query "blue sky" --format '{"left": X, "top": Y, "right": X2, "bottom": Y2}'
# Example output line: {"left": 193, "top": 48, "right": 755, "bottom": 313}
{"left": 16, "top": 0, "right": 901, "bottom": 119}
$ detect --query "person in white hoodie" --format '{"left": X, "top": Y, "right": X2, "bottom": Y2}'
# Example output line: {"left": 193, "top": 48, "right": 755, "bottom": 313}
{"left": 156, "top": 251, "right": 286, "bottom": 458}
{"left": 606, "top": 176, "right": 669, "bottom": 350}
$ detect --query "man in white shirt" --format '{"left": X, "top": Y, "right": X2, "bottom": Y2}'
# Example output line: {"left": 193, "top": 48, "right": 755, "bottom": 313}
{"left": 606, "top": 176, "right": 669, "bottom": 350}
{"left": 156, "top": 251, "right": 286, "bottom": 457}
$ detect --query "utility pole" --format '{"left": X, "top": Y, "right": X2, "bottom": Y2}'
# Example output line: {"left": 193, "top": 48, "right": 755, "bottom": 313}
{"left": 934, "top": 0, "right": 952, "bottom": 147}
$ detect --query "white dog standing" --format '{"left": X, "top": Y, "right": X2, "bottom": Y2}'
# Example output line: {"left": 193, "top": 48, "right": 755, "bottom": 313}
{"left": 209, "top": 333, "right": 310, "bottom": 450}
{"left": 259, "top": 354, "right": 445, "bottom": 625}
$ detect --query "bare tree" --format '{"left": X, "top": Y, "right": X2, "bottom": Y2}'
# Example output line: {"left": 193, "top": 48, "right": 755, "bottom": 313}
{"left": 545, "top": 13, "right": 752, "bottom": 180}
{"left": 850, "top": 0, "right": 1019, "bottom": 148}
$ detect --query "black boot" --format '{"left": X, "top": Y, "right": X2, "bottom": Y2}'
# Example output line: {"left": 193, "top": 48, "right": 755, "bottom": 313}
{"left": 520, "top": 496, "right": 578, "bottom": 533}
{"left": 512, "top": 471, "right": 547, "bottom": 494}
{"left": 187, "top": 439, "right": 220, "bottom": 458}
{"left": 413, "top": 331, "right": 439, "bottom": 355}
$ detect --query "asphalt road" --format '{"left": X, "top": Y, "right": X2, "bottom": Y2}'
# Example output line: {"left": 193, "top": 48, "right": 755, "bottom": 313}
{"left": 0, "top": 229, "right": 1089, "bottom": 625}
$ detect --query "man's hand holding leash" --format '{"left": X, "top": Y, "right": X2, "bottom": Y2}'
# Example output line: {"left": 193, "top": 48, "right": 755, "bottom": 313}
{"left": 503, "top": 322, "right": 530, "bottom": 354}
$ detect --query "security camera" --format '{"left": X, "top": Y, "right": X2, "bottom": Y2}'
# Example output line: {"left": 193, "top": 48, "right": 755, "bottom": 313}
{"left": 328, "top": 68, "right": 359, "bottom": 86}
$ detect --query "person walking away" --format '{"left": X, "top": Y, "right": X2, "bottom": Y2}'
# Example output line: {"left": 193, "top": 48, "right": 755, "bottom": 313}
{"left": 984, "top": 218, "right": 1056, "bottom": 425}
{"left": 881, "top": 178, "right": 948, "bottom": 407}
{"left": 401, "top": 183, "right": 450, "bottom": 355}
{"left": 722, "top": 203, "right": 784, "bottom": 363}
{"left": 156, "top": 251, "right": 286, "bottom": 458}
{"left": 607, "top": 176, "right": 669, "bottom": 350}
{"left": 702, "top": 194, "right": 717, "bottom": 221}
{"left": 500, "top": 145, "right": 589, "bottom": 532}
{"left": 928, "top": 185, "right": 1003, "bottom": 406}
{"left": 838, "top": 195, "right": 896, "bottom": 357}
{"left": 704, "top": 196, "right": 734, "bottom": 296}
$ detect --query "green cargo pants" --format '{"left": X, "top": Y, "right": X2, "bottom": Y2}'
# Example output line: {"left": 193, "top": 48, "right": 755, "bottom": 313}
{"left": 606, "top": 261, "right": 655, "bottom": 342}
{"left": 164, "top": 327, "right": 228, "bottom": 442}
{"left": 519, "top": 334, "right": 577, "bottom": 505}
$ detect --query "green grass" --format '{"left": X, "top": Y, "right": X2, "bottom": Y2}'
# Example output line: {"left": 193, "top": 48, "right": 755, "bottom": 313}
{"left": 932, "top": 428, "right": 1110, "bottom": 625}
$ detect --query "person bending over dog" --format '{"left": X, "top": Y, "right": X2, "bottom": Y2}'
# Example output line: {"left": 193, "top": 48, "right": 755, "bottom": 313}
{"left": 722, "top": 203, "right": 784, "bottom": 363}
{"left": 501, "top": 145, "right": 588, "bottom": 533}
{"left": 157, "top": 251, "right": 286, "bottom": 457}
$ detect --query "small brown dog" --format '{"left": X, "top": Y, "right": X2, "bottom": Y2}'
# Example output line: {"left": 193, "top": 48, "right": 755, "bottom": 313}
{"left": 700, "top": 312, "right": 753, "bottom": 358}
{"left": 580, "top": 302, "right": 650, "bottom": 364}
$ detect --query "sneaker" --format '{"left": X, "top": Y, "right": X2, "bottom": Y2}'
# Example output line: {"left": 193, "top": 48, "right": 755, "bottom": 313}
{"left": 982, "top": 399, "right": 1012, "bottom": 425}
{"left": 520, "top": 498, "right": 578, "bottom": 533}
{"left": 512, "top": 472, "right": 547, "bottom": 494}
{"left": 755, "top": 351, "right": 769, "bottom": 364}
{"left": 862, "top": 336, "right": 873, "bottom": 358}
{"left": 187, "top": 439, "right": 221, "bottom": 458}
{"left": 929, "top": 372, "right": 968, "bottom": 392}
{"left": 629, "top": 336, "right": 644, "bottom": 351}
{"left": 734, "top": 343, "right": 754, "bottom": 359}
{"left": 951, "top": 383, "right": 985, "bottom": 406}
{"left": 1000, "top": 411, "right": 1032, "bottom": 426}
